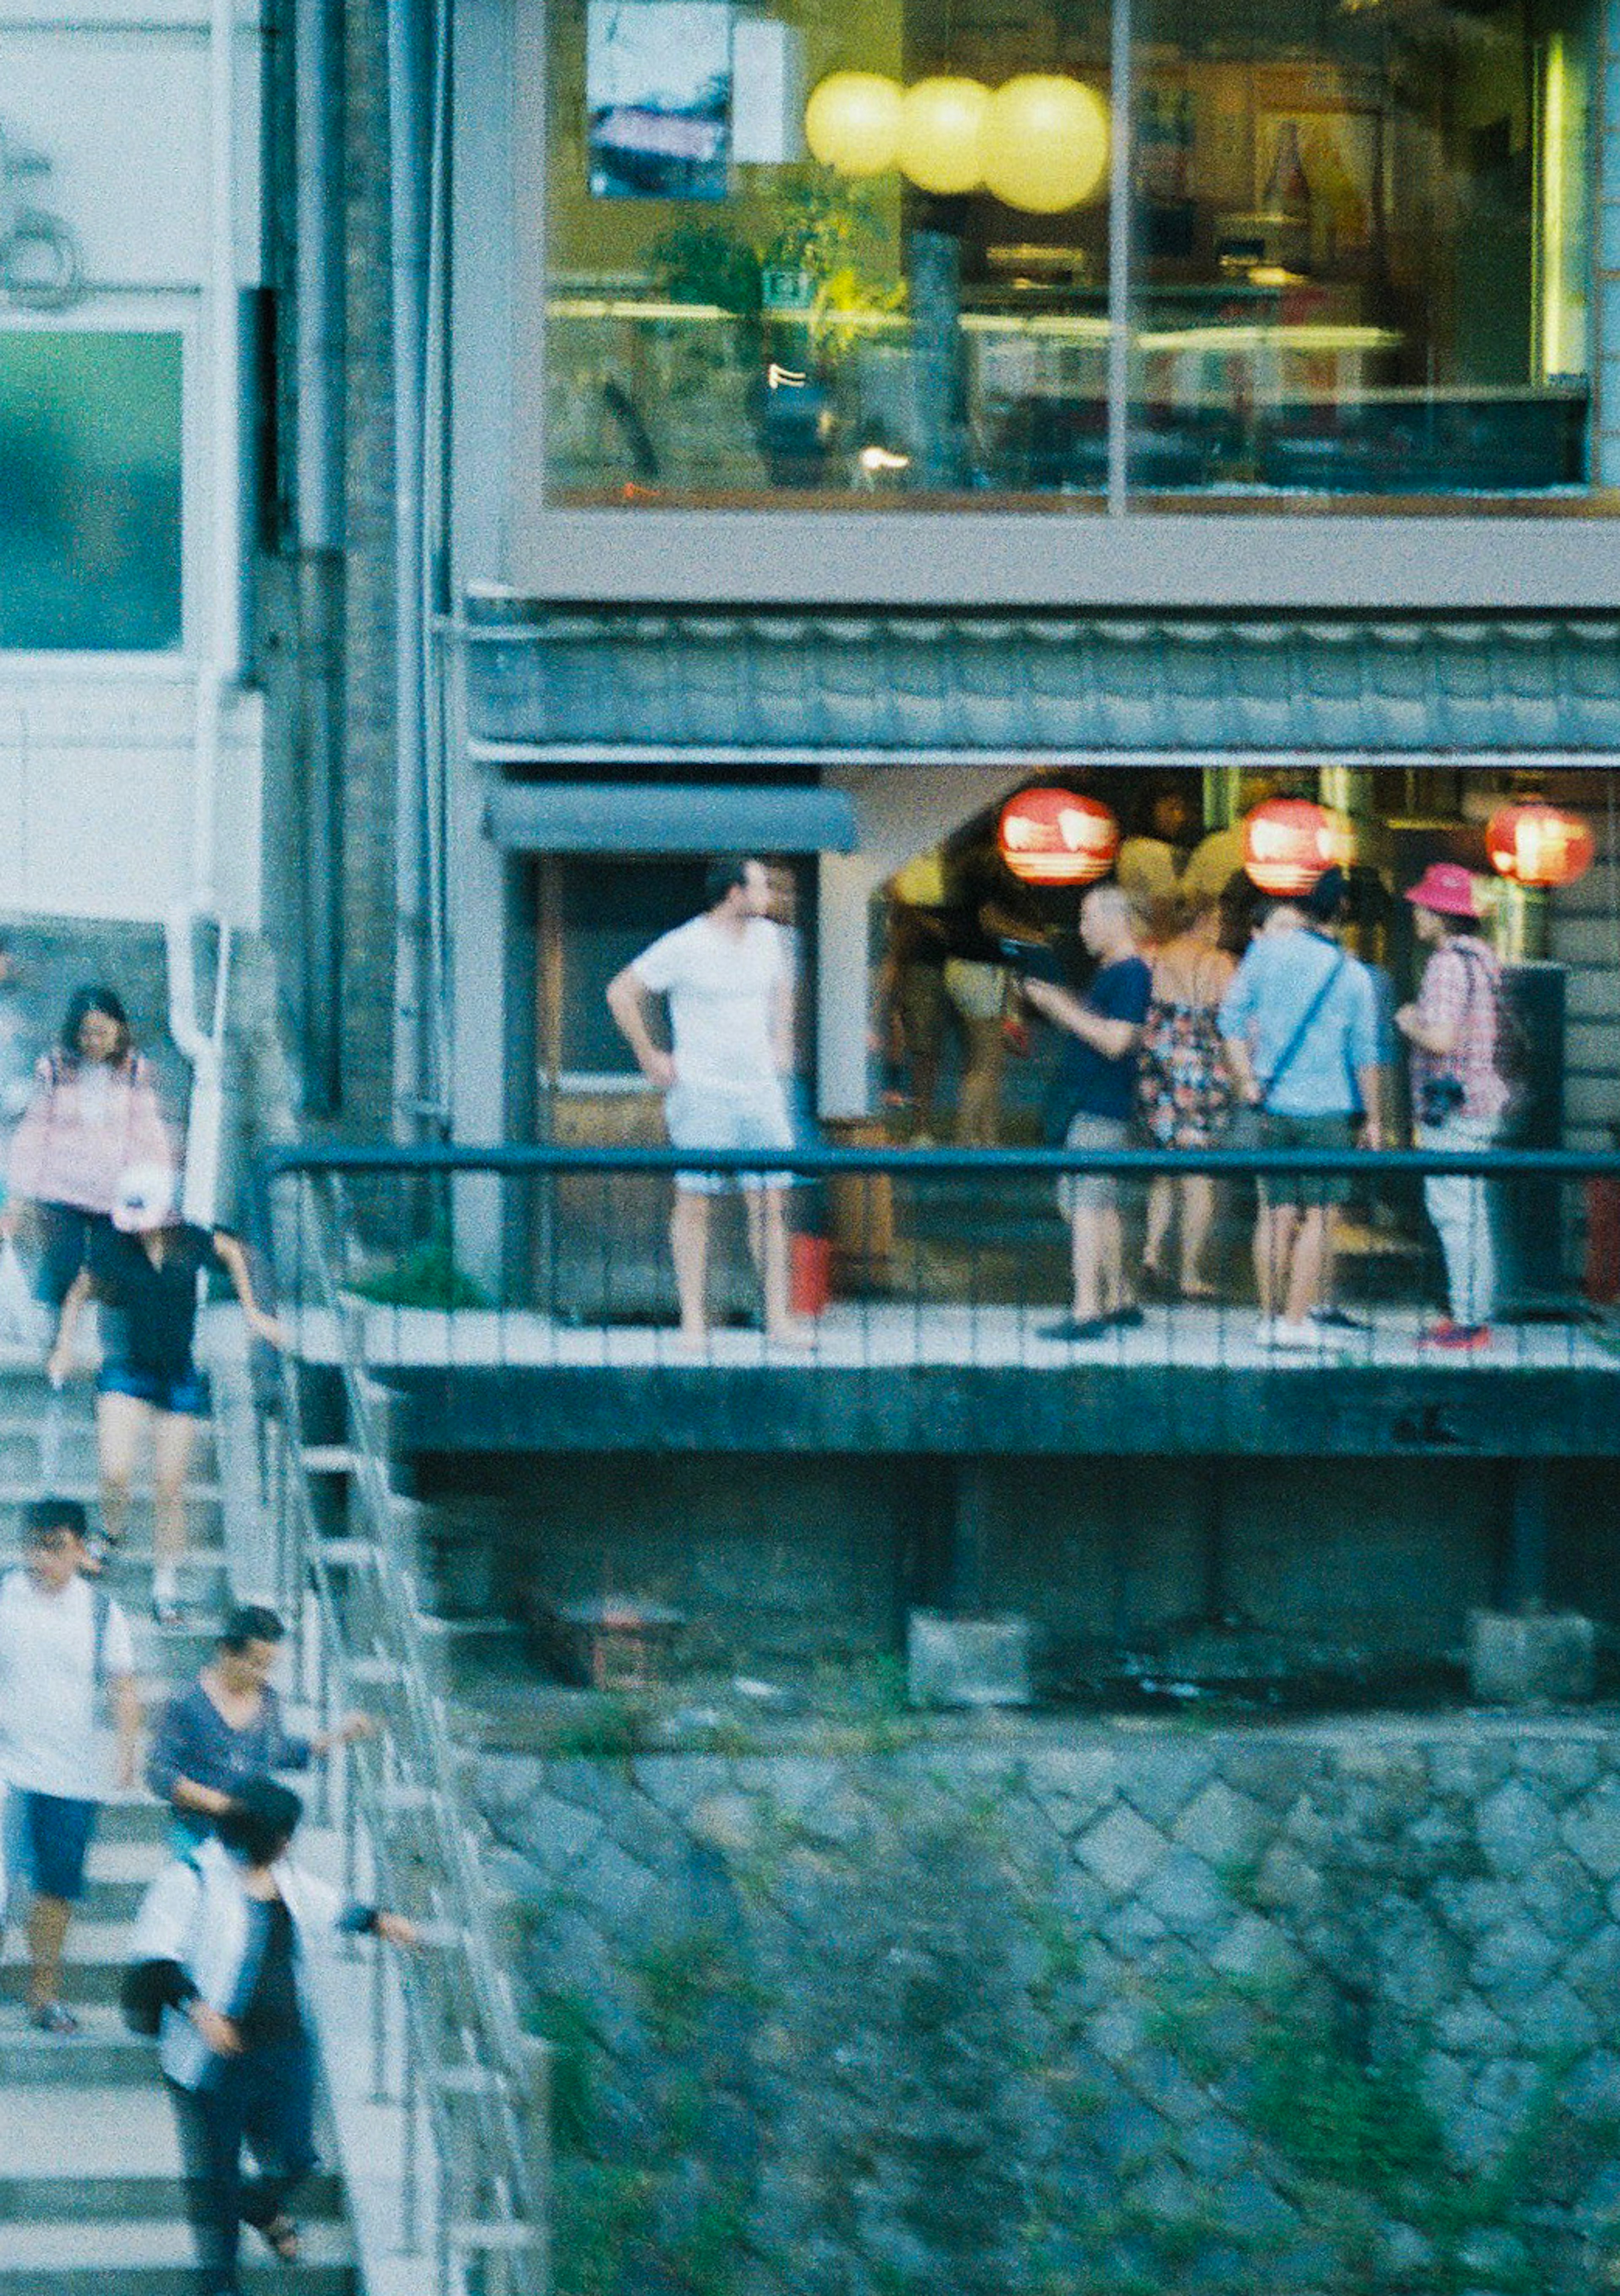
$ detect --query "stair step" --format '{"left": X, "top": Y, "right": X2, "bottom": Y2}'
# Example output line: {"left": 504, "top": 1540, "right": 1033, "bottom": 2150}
{"left": 0, "top": 2088, "right": 346, "bottom": 2218}
{"left": 0, "top": 2214, "right": 356, "bottom": 2292}
{"left": 0, "top": 2015, "right": 162, "bottom": 2085}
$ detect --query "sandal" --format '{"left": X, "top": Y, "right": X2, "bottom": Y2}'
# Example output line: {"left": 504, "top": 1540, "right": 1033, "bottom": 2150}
{"left": 256, "top": 2215, "right": 301, "bottom": 2264}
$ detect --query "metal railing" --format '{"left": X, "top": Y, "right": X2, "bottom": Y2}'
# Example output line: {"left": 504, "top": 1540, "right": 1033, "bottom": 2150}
{"left": 259, "top": 1138, "right": 1620, "bottom": 1382}
{"left": 265, "top": 1172, "right": 551, "bottom": 2296}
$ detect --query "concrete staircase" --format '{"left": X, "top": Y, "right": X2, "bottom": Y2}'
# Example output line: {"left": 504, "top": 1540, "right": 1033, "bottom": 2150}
{"left": 0, "top": 1356, "right": 361, "bottom": 2296}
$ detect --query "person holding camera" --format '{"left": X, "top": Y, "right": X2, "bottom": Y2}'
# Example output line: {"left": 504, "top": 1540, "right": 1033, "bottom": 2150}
{"left": 1394, "top": 864, "right": 1511, "bottom": 1352}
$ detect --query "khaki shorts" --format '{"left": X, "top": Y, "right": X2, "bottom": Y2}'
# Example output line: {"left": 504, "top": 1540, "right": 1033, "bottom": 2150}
{"left": 1056, "top": 1113, "right": 1135, "bottom": 1216}
{"left": 1253, "top": 1109, "right": 1359, "bottom": 1210}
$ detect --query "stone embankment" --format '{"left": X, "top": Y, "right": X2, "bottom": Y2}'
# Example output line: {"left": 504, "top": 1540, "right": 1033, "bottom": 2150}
{"left": 477, "top": 1713, "right": 1620, "bottom": 2296}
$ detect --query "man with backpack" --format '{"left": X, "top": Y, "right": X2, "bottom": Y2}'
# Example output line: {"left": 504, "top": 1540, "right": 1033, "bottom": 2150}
{"left": 1395, "top": 863, "right": 1512, "bottom": 1351}
{"left": 0, "top": 1496, "right": 140, "bottom": 2031}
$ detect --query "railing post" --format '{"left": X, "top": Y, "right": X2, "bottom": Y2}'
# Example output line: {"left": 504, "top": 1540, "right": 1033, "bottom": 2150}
{"left": 520, "top": 2035, "right": 553, "bottom": 2296}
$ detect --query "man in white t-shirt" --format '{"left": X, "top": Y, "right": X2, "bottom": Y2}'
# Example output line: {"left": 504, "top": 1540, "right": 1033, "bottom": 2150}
{"left": 0, "top": 1498, "right": 140, "bottom": 2032}
{"left": 607, "top": 856, "right": 810, "bottom": 1349}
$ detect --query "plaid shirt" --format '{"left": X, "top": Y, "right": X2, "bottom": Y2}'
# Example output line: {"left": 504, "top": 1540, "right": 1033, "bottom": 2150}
{"left": 1413, "top": 937, "right": 1509, "bottom": 1126}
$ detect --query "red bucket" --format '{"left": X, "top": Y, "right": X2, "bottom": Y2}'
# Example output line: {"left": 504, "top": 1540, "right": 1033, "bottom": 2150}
{"left": 789, "top": 1231, "right": 832, "bottom": 1318}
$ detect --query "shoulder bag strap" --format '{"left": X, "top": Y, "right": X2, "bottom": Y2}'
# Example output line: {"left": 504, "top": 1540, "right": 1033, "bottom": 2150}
{"left": 1256, "top": 950, "right": 1347, "bottom": 1110}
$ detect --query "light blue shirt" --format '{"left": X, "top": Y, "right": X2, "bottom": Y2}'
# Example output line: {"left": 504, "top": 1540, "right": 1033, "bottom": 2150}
{"left": 1218, "top": 928, "right": 1380, "bottom": 1118}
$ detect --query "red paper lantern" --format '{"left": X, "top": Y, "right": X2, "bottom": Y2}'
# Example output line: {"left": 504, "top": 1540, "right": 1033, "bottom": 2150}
{"left": 1242, "top": 798, "right": 1337, "bottom": 897}
{"left": 1485, "top": 801, "right": 1594, "bottom": 889}
{"left": 997, "top": 788, "right": 1119, "bottom": 886}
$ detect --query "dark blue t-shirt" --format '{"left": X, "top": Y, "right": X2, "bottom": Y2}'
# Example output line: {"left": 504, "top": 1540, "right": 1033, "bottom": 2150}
{"left": 1057, "top": 955, "right": 1152, "bottom": 1122}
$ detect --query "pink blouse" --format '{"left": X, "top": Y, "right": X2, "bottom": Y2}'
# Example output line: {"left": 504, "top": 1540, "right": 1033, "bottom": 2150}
{"left": 8, "top": 1053, "right": 175, "bottom": 1215}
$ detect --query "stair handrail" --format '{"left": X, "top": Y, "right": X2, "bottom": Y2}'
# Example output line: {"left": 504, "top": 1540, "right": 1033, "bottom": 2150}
{"left": 266, "top": 1166, "right": 551, "bottom": 2296}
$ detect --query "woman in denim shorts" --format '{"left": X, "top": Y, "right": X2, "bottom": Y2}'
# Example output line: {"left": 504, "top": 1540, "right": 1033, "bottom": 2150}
{"left": 48, "top": 1164, "right": 286, "bottom": 1623}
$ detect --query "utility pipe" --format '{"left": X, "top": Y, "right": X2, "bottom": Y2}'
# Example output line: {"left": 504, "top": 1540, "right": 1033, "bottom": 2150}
{"left": 388, "top": 0, "right": 432, "bottom": 1136}
{"left": 294, "top": 0, "right": 345, "bottom": 1108}
{"left": 194, "top": 0, "right": 243, "bottom": 910}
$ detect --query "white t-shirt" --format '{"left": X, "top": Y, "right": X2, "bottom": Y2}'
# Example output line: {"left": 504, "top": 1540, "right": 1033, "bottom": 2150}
{"left": 0, "top": 1569, "right": 134, "bottom": 1799}
{"left": 632, "top": 915, "right": 788, "bottom": 1094}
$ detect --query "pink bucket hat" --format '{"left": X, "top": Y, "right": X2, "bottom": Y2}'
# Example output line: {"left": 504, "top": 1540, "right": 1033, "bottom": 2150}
{"left": 1404, "top": 862, "right": 1481, "bottom": 921}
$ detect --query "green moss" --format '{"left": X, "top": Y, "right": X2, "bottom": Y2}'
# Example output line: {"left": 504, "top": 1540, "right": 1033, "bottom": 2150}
{"left": 630, "top": 1925, "right": 764, "bottom": 2053}
{"left": 522, "top": 1986, "right": 600, "bottom": 2153}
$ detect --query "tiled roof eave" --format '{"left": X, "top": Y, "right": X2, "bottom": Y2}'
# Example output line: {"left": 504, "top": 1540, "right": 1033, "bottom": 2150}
{"left": 457, "top": 607, "right": 1620, "bottom": 761}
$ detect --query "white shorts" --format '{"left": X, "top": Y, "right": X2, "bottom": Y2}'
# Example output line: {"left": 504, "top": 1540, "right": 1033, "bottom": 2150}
{"left": 665, "top": 1081, "right": 794, "bottom": 1195}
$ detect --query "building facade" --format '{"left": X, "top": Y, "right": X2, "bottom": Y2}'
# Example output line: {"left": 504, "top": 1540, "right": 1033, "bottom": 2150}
{"left": 434, "top": 0, "right": 1620, "bottom": 1162}
{"left": 0, "top": 0, "right": 267, "bottom": 932}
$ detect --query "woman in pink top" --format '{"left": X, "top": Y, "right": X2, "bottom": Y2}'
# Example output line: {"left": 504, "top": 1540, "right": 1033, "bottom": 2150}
{"left": 5, "top": 986, "right": 174, "bottom": 1308}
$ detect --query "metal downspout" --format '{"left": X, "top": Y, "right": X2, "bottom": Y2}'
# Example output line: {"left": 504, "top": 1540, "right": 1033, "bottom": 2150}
{"left": 421, "top": 0, "right": 452, "bottom": 1128}
{"left": 294, "top": 0, "right": 345, "bottom": 1110}
{"left": 195, "top": 0, "right": 243, "bottom": 913}
{"left": 388, "top": 0, "right": 433, "bottom": 1136}
{"left": 171, "top": 0, "right": 241, "bottom": 1225}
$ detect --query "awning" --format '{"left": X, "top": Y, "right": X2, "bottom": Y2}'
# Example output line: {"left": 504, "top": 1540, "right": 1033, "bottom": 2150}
{"left": 483, "top": 781, "right": 858, "bottom": 854}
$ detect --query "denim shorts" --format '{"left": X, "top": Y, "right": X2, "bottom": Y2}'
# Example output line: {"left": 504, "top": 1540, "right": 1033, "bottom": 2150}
{"left": 98, "top": 1361, "right": 213, "bottom": 1417}
{"left": 4, "top": 1786, "right": 99, "bottom": 1904}
{"left": 665, "top": 1082, "right": 794, "bottom": 1196}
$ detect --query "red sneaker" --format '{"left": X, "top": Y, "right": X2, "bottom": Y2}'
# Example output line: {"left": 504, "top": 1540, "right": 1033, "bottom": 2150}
{"left": 1418, "top": 1320, "right": 1490, "bottom": 1351}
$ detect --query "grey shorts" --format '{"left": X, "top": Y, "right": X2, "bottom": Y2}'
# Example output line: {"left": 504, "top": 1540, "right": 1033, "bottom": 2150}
{"left": 1254, "top": 1110, "right": 1359, "bottom": 1210}
{"left": 665, "top": 1081, "right": 794, "bottom": 1195}
{"left": 1057, "top": 1113, "right": 1135, "bottom": 1216}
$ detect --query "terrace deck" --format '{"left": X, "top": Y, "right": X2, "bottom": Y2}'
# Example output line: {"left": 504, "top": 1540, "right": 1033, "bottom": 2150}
{"left": 296, "top": 1301, "right": 1620, "bottom": 1458}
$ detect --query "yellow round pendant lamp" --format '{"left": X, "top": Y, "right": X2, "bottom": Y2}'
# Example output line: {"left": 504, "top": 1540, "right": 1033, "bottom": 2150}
{"left": 981, "top": 75, "right": 1109, "bottom": 213}
{"left": 804, "top": 72, "right": 904, "bottom": 178}
{"left": 898, "top": 76, "right": 990, "bottom": 195}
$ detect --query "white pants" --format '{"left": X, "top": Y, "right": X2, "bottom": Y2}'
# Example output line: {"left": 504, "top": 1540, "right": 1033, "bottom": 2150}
{"left": 1417, "top": 1117, "right": 1500, "bottom": 1326}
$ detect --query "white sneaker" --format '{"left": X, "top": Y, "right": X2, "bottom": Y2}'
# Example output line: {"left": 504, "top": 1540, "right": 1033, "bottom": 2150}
{"left": 1256, "top": 1317, "right": 1327, "bottom": 1350}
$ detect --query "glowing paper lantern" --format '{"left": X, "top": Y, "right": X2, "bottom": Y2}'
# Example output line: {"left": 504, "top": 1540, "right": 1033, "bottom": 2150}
{"left": 899, "top": 76, "right": 990, "bottom": 196}
{"left": 804, "top": 73, "right": 904, "bottom": 178}
{"left": 998, "top": 788, "right": 1119, "bottom": 887}
{"left": 981, "top": 75, "right": 1110, "bottom": 213}
{"left": 1242, "top": 798, "right": 1337, "bottom": 897}
{"left": 1486, "top": 800, "right": 1595, "bottom": 889}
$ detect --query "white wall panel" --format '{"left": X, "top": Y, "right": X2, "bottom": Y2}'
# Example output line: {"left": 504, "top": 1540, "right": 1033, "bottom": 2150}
{"left": 0, "top": 676, "right": 261, "bottom": 925}
{"left": 0, "top": 33, "right": 212, "bottom": 286}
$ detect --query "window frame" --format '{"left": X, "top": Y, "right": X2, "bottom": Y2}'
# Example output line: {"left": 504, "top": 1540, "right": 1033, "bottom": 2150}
{"left": 485, "top": 0, "right": 1615, "bottom": 609}
{"left": 0, "top": 295, "right": 197, "bottom": 667}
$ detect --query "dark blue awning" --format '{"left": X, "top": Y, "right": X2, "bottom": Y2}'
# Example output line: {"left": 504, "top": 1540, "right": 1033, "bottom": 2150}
{"left": 483, "top": 780, "right": 858, "bottom": 854}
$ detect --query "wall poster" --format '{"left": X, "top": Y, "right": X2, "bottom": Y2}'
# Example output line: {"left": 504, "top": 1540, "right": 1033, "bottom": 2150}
{"left": 586, "top": 1, "right": 733, "bottom": 200}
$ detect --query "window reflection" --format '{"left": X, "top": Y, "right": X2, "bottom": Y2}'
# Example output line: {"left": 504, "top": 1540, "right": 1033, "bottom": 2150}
{"left": 1131, "top": 0, "right": 1593, "bottom": 496}
{"left": 0, "top": 331, "right": 183, "bottom": 650}
{"left": 537, "top": 0, "right": 1594, "bottom": 504}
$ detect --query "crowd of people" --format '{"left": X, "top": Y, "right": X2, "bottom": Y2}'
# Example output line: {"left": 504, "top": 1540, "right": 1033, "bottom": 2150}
{"left": 0, "top": 962, "right": 384, "bottom": 2293}
{"left": 0, "top": 1511, "right": 402, "bottom": 2292}
{"left": 1025, "top": 858, "right": 1512, "bottom": 1351}
{"left": 610, "top": 848, "right": 1518, "bottom": 1353}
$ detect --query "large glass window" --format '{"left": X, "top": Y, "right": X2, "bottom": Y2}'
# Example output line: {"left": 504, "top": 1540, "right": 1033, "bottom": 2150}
{"left": 543, "top": 0, "right": 1115, "bottom": 500}
{"left": 536, "top": 0, "right": 1595, "bottom": 504}
{"left": 1131, "top": 0, "right": 1594, "bottom": 496}
{"left": 0, "top": 330, "right": 184, "bottom": 649}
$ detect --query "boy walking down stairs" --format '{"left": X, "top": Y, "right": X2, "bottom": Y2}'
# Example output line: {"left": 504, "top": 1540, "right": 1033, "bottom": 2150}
{"left": 0, "top": 1350, "right": 362, "bottom": 2294}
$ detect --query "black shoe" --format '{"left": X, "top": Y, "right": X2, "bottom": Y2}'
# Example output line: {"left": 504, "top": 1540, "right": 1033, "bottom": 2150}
{"left": 1110, "top": 1304, "right": 1145, "bottom": 1331}
{"left": 1310, "top": 1305, "right": 1370, "bottom": 1331}
{"left": 1039, "top": 1314, "right": 1113, "bottom": 1342}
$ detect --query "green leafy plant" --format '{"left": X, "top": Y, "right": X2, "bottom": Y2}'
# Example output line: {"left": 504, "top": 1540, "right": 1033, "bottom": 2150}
{"left": 346, "top": 1229, "right": 488, "bottom": 1309}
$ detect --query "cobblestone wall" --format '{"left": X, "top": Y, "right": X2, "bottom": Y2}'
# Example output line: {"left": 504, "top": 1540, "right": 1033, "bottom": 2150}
{"left": 475, "top": 1715, "right": 1620, "bottom": 2296}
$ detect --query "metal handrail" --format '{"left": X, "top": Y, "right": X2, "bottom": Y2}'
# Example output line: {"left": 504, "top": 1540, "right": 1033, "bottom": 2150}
{"left": 268, "top": 1172, "right": 551, "bottom": 2296}
{"left": 259, "top": 1139, "right": 1620, "bottom": 1181}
